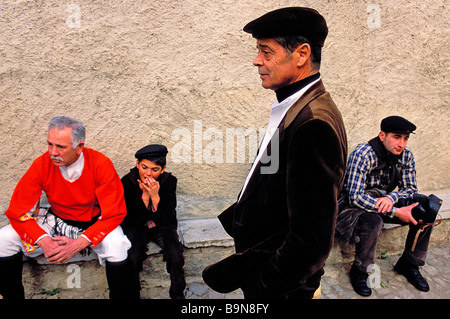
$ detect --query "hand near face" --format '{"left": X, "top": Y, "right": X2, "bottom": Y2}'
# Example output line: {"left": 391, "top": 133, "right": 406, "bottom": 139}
{"left": 138, "top": 177, "right": 160, "bottom": 198}
{"left": 138, "top": 177, "right": 161, "bottom": 211}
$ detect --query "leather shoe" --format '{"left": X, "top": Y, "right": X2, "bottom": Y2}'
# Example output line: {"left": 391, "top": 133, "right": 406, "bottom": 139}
{"left": 349, "top": 264, "right": 371, "bottom": 296}
{"left": 394, "top": 257, "right": 429, "bottom": 292}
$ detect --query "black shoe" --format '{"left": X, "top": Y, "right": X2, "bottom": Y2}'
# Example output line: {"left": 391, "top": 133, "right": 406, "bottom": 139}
{"left": 394, "top": 257, "right": 429, "bottom": 292}
{"left": 349, "top": 264, "right": 371, "bottom": 296}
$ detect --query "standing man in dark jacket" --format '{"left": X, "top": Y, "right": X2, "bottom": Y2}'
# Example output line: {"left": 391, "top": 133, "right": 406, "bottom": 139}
{"left": 121, "top": 144, "right": 186, "bottom": 299}
{"left": 203, "top": 7, "right": 348, "bottom": 299}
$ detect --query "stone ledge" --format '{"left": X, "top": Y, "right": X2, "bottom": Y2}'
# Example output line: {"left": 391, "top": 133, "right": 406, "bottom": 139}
{"left": 178, "top": 218, "right": 234, "bottom": 249}
{"left": 32, "top": 216, "right": 234, "bottom": 264}
{"left": 175, "top": 187, "right": 450, "bottom": 250}
{"left": 29, "top": 187, "right": 449, "bottom": 264}
{"left": 18, "top": 188, "right": 449, "bottom": 298}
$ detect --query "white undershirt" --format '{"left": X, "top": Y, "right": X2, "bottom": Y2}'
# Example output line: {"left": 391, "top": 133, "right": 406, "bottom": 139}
{"left": 238, "top": 78, "right": 320, "bottom": 201}
{"left": 59, "top": 152, "right": 84, "bottom": 183}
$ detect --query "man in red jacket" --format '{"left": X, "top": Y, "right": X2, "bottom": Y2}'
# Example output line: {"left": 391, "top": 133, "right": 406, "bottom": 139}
{"left": 0, "top": 116, "right": 138, "bottom": 299}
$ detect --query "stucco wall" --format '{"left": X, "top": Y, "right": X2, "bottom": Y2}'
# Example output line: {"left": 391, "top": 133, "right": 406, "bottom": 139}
{"left": 0, "top": 0, "right": 448, "bottom": 222}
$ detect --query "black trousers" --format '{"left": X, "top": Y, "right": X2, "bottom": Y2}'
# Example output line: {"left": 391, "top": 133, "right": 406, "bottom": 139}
{"left": 125, "top": 225, "right": 186, "bottom": 299}
{"left": 353, "top": 212, "right": 433, "bottom": 273}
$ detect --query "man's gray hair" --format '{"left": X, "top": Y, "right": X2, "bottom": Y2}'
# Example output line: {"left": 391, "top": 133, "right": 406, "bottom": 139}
{"left": 48, "top": 116, "right": 86, "bottom": 149}
{"left": 273, "top": 35, "right": 322, "bottom": 70}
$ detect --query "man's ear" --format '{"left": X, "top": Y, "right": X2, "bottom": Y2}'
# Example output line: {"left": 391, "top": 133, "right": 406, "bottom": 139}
{"left": 77, "top": 142, "right": 85, "bottom": 155}
{"left": 161, "top": 165, "right": 166, "bottom": 174}
{"left": 379, "top": 131, "right": 386, "bottom": 142}
{"left": 294, "top": 43, "right": 311, "bottom": 67}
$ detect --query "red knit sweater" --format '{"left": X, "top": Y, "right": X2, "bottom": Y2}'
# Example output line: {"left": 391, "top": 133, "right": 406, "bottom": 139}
{"left": 5, "top": 148, "right": 126, "bottom": 247}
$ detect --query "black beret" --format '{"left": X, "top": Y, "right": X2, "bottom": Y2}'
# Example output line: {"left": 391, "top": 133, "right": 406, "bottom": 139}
{"left": 135, "top": 144, "right": 168, "bottom": 159}
{"left": 381, "top": 116, "right": 416, "bottom": 134}
{"left": 243, "top": 7, "right": 328, "bottom": 47}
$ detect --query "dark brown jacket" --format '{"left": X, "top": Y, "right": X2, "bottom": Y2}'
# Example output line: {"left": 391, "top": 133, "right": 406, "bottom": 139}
{"left": 203, "top": 80, "right": 348, "bottom": 298}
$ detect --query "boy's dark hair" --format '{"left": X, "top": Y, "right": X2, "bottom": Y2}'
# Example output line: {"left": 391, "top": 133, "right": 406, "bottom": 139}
{"left": 137, "top": 155, "right": 166, "bottom": 168}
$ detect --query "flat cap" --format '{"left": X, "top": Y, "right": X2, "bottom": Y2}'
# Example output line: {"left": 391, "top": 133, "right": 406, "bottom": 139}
{"left": 135, "top": 144, "right": 168, "bottom": 159}
{"left": 243, "top": 7, "right": 328, "bottom": 47}
{"left": 381, "top": 116, "right": 416, "bottom": 134}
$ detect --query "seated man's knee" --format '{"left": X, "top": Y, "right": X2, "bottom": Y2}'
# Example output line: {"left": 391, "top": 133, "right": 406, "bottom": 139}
{"left": 357, "top": 212, "right": 384, "bottom": 234}
{"left": 93, "top": 227, "right": 131, "bottom": 263}
{"left": 0, "top": 225, "right": 23, "bottom": 257}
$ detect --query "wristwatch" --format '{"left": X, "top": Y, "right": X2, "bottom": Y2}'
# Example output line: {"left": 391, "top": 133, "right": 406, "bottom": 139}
{"left": 387, "top": 207, "right": 397, "bottom": 218}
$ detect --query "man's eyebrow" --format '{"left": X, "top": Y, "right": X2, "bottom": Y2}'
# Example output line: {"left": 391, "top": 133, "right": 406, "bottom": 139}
{"left": 257, "top": 44, "right": 275, "bottom": 52}
{"left": 47, "top": 141, "right": 67, "bottom": 148}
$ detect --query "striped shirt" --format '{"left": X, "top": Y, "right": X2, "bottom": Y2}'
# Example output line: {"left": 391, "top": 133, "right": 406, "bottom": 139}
{"left": 343, "top": 141, "right": 418, "bottom": 214}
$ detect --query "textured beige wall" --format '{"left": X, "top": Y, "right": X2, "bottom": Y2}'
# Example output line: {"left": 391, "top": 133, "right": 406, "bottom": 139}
{"left": 0, "top": 0, "right": 448, "bottom": 221}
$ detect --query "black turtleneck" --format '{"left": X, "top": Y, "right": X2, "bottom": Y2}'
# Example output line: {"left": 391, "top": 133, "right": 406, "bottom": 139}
{"left": 275, "top": 72, "right": 320, "bottom": 102}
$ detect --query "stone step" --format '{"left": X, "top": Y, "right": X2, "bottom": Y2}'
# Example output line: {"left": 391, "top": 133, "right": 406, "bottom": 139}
{"left": 22, "top": 218, "right": 448, "bottom": 298}
{"left": 21, "top": 188, "right": 450, "bottom": 298}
